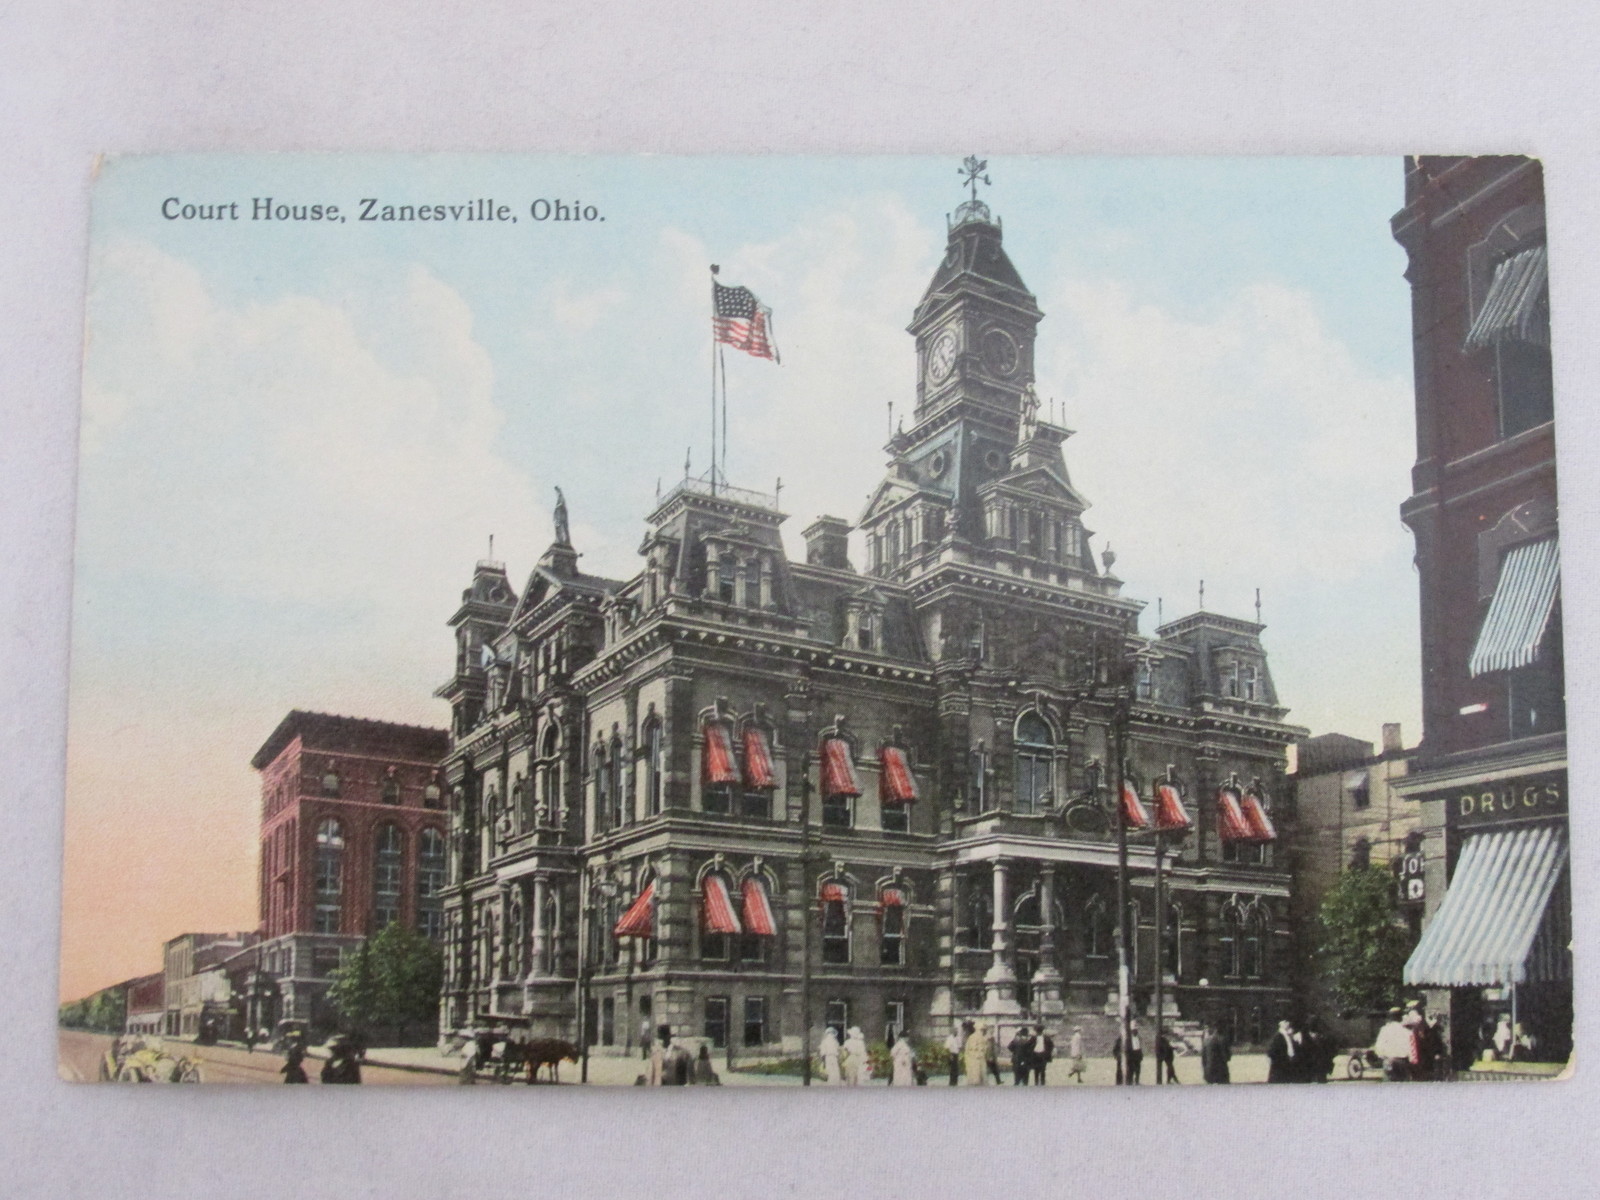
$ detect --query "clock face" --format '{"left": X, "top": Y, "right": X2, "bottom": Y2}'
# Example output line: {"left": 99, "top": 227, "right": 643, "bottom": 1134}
{"left": 927, "top": 330, "right": 959, "bottom": 384}
{"left": 982, "top": 327, "right": 1019, "bottom": 376}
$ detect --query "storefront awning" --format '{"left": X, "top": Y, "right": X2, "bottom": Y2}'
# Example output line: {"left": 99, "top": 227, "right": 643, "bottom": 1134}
{"left": 1216, "top": 788, "right": 1253, "bottom": 842}
{"left": 742, "top": 727, "right": 777, "bottom": 790}
{"left": 1465, "top": 244, "right": 1550, "bottom": 350}
{"left": 1403, "top": 823, "right": 1568, "bottom": 987}
{"left": 879, "top": 886, "right": 905, "bottom": 909}
{"left": 702, "top": 722, "right": 740, "bottom": 786}
{"left": 613, "top": 882, "right": 655, "bottom": 938}
{"left": 702, "top": 874, "right": 742, "bottom": 935}
{"left": 1153, "top": 783, "right": 1192, "bottom": 832}
{"left": 879, "top": 746, "right": 918, "bottom": 804}
{"left": 1120, "top": 781, "right": 1150, "bottom": 830}
{"left": 1469, "top": 537, "right": 1560, "bottom": 678}
{"left": 820, "top": 738, "right": 862, "bottom": 798}
{"left": 1241, "top": 792, "right": 1278, "bottom": 843}
{"left": 741, "top": 877, "right": 776, "bottom": 936}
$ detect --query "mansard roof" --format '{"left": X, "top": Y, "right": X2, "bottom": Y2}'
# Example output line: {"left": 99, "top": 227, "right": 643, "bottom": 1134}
{"left": 914, "top": 213, "right": 1039, "bottom": 324}
{"left": 251, "top": 710, "right": 448, "bottom": 770}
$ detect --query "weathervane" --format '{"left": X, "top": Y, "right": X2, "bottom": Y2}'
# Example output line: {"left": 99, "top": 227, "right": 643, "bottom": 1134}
{"left": 959, "top": 155, "right": 991, "bottom": 202}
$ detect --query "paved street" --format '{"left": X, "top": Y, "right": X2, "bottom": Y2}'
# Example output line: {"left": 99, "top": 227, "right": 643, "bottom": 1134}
{"left": 59, "top": 1029, "right": 454, "bottom": 1086}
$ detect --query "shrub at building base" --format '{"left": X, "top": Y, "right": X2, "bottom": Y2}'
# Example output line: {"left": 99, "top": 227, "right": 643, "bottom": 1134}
{"left": 1314, "top": 866, "right": 1417, "bottom": 1024}
{"left": 327, "top": 923, "right": 443, "bottom": 1047}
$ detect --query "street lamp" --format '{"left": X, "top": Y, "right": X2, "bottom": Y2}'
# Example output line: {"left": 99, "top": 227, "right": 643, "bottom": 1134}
{"left": 577, "top": 873, "right": 619, "bottom": 1084}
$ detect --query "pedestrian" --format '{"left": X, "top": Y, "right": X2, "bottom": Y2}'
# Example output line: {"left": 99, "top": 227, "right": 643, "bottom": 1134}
{"left": 1492, "top": 1014, "right": 1513, "bottom": 1061}
{"left": 1008, "top": 1026, "right": 1036, "bottom": 1085}
{"left": 280, "top": 1035, "right": 309, "bottom": 1085}
{"left": 842, "top": 1026, "right": 869, "bottom": 1085}
{"left": 986, "top": 1023, "right": 1002, "bottom": 1084}
{"left": 945, "top": 1023, "right": 965, "bottom": 1087}
{"left": 692, "top": 1044, "right": 721, "bottom": 1085}
{"left": 640, "top": 1016, "right": 653, "bottom": 1061}
{"left": 1034, "top": 1025, "right": 1053, "bottom": 1086}
{"left": 1155, "top": 1031, "right": 1180, "bottom": 1084}
{"left": 1266, "top": 1019, "right": 1300, "bottom": 1083}
{"left": 320, "top": 1034, "right": 362, "bottom": 1084}
{"left": 1301, "top": 1020, "right": 1333, "bottom": 1082}
{"left": 1374, "top": 1007, "right": 1414, "bottom": 1081}
{"left": 1200, "top": 1023, "right": 1231, "bottom": 1084}
{"left": 1113, "top": 1019, "right": 1144, "bottom": 1085}
{"left": 243, "top": 1027, "right": 258, "bottom": 1055}
{"left": 1066, "top": 1025, "right": 1087, "bottom": 1083}
{"left": 666, "top": 1032, "right": 693, "bottom": 1085}
{"left": 890, "top": 1031, "right": 916, "bottom": 1086}
{"left": 962, "top": 1021, "right": 988, "bottom": 1086}
{"left": 1424, "top": 1014, "right": 1448, "bottom": 1080}
{"left": 819, "top": 1025, "right": 843, "bottom": 1085}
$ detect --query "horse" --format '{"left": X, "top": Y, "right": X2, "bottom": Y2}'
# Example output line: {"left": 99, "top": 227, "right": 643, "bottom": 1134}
{"left": 523, "top": 1038, "right": 580, "bottom": 1084}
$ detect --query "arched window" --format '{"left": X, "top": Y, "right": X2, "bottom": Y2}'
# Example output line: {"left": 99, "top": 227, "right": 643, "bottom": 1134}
{"left": 373, "top": 823, "right": 404, "bottom": 931}
{"left": 1244, "top": 905, "right": 1268, "bottom": 979}
{"left": 645, "top": 720, "right": 664, "bottom": 816}
{"left": 417, "top": 828, "right": 447, "bottom": 941}
{"left": 1164, "top": 901, "right": 1184, "bottom": 979}
{"left": 964, "top": 880, "right": 993, "bottom": 950}
{"left": 609, "top": 735, "right": 625, "bottom": 827}
{"left": 820, "top": 883, "right": 851, "bottom": 965}
{"left": 313, "top": 819, "right": 345, "bottom": 933}
{"left": 879, "top": 888, "right": 907, "bottom": 966}
{"left": 1014, "top": 712, "right": 1053, "bottom": 814}
{"left": 1084, "top": 895, "right": 1111, "bottom": 959}
{"left": 594, "top": 745, "right": 610, "bottom": 833}
{"left": 1221, "top": 900, "right": 1246, "bottom": 979}
{"left": 540, "top": 724, "right": 561, "bottom": 822}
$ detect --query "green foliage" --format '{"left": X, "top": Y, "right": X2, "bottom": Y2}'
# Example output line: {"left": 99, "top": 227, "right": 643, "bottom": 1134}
{"left": 327, "top": 923, "right": 443, "bottom": 1041}
{"left": 1315, "top": 866, "right": 1417, "bottom": 1018}
{"left": 58, "top": 987, "right": 127, "bottom": 1033}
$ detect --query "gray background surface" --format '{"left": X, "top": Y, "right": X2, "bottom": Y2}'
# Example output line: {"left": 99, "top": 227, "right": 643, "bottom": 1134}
{"left": 3, "top": 3, "right": 1597, "bottom": 1196}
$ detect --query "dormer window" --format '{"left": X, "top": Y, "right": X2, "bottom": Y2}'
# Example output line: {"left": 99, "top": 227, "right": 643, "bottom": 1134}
{"left": 717, "top": 553, "right": 737, "bottom": 604}
{"left": 1244, "top": 665, "right": 1259, "bottom": 702}
{"left": 858, "top": 611, "right": 876, "bottom": 652}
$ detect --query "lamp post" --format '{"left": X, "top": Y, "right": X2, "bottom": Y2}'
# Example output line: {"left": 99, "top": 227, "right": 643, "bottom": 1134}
{"left": 578, "top": 873, "right": 619, "bottom": 1084}
{"left": 800, "top": 773, "right": 815, "bottom": 1086}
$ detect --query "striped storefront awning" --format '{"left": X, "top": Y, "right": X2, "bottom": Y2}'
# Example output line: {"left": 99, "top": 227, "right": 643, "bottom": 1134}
{"left": 1153, "top": 783, "right": 1192, "bottom": 832}
{"left": 702, "top": 722, "right": 740, "bottom": 785}
{"left": 741, "top": 877, "right": 776, "bottom": 936}
{"left": 1120, "top": 781, "right": 1151, "bottom": 830}
{"left": 1468, "top": 537, "right": 1560, "bottom": 678}
{"left": 1465, "top": 244, "right": 1550, "bottom": 350}
{"left": 742, "top": 727, "right": 777, "bottom": 790}
{"left": 702, "top": 874, "right": 742, "bottom": 935}
{"left": 879, "top": 746, "right": 918, "bottom": 804}
{"left": 820, "top": 738, "right": 862, "bottom": 798}
{"left": 1217, "top": 788, "right": 1253, "bottom": 842}
{"left": 1241, "top": 792, "right": 1278, "bottom": 843}
{"left": 613, "top": 882, "right": 655, "bottom": 939}
{"left": 1404, "top": 823, "right": 1569, "bottom": 987}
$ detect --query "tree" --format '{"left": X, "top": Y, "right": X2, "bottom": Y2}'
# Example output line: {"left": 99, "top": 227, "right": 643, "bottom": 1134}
{"left": 327, "top": 923, "right": 443, "bottom": 1044}
{"left": 1314, "top": 866, "right": 1417, "bottom": 1018}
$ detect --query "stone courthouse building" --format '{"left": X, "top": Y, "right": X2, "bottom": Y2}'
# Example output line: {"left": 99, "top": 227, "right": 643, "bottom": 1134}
{"left": 435, "top": 181, "right": 1307, "bottom": 1058}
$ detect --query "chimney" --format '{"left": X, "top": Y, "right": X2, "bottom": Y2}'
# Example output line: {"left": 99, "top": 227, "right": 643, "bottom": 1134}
{"left": 1381, "top": 722, "right": 1403, "bottom": 754}
{"left": 803, "top": 517, "right": 854, "bottom": 572}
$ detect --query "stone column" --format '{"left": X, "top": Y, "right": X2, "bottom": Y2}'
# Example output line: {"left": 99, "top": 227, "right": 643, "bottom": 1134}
{"left": 982, "top": 858, "right": 1020, "bottom": 1016}
{"left": 1032, "top": 867, "right": 1065, "bottom": 1018}
{"left": 528, "top": 874, "right": 548, "bottom": 981}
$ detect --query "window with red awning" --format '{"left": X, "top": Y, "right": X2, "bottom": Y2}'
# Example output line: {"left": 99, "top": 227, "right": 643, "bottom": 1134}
{"left": 1120, "top": 781, "right": 1151, "bottom": 829}
{"left": 1241, "top": 792, "right": 1278, "bottom": 842}
{"left": 1153, "top": 783, "right": 1192, "bottom": 832}
{"left": 702, "top": 722, "right": 739, "bottom": 786}
{"left": 742, "top": 726, "right": 777, "bottom": 791}
{"left": 1216, "top": 788, "right": 1254, "bottom": 842}
{"left": 740, "top": 877, "right": 776, "bottom": 936}
{"left": 878, "top": 747, "right": 918, "bottom": 804}
{"left": 702, "top": 874, "right": 742, "bottom": 935}
{"left": 613, "top": 881, "right": 655, "bottom": 938}
{"left": 879, "top": 886, "right": 906, "bottom": 910}
{"left": 820, "top": 738, "right": 861, "bottom": 797}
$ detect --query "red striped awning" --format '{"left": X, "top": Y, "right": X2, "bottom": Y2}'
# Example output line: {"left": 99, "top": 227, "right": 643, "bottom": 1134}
{"left": 1120, "top": 781, "right": 1151, "bottom": 830}
{"left": 702, "top": 874, "right": 742, "bottom": 935}
{"left": 1241, "top": 792, "right": 1278, "bottom": 843}
{"left": 820, "top": 738, "right": 862, "bottom": 798}
{"left": 702, "top": 722, "right": 739, "bottom": 786}
{"left": 613, "top": 882, "right": 655, "bottom": 938}
{"left": 1154, "top": 783, "right": 1192, "bottom": 832}
{"left": 1216, "top": 788, "right": 1254, "bottom": 843}
{"left": 879, "top": 886, "right": 905, "bottom": 910}
{"left": 741, "top": 877, "right": 776, "bottom": 936}
{"left": 819, "top": 880, "right": 848, "bottom": 907}
{"left": 879, "top": 746, "right": 918, "bottom": 804}
{"left": 742, "top": 727, "right": 777, "bottom": 790}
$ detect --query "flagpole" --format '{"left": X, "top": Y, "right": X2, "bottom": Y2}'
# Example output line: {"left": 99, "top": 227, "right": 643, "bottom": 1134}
{"left": 719, "top": 344, "right": 729, "bottom": 486}
{"left": 710, "top": 266, "right": 719, "bottom": 493}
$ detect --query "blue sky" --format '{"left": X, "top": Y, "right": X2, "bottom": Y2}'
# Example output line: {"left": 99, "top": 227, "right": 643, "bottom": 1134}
{"left": 66, "top": 155, "right": 1419, "bottom": 988}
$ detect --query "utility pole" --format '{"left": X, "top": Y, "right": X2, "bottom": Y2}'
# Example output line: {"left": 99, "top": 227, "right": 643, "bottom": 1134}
{"left": 800, "top": 773, "right": 814, "bottom": 1086}
{"left": 1113, "top": 701, "right": 1133, "bottom": 1086}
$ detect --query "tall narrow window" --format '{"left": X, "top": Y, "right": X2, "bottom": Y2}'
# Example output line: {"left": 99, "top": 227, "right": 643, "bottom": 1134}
{"left": 645, "top": 721, "right": 664, "bottom": 816}
{"left": 609, "top": 735, "right": 625, "bottom": 828}
{"left": 879, "top": 889, "right": 906, "bottom": 965}
{"left": 743, "top": 997, "right": 767, "bottom": 1048}
{"left": 594, "top": 746, "right": 611, "bottom": 832}
{"left": 1014, "top": 712, "right": 1053, "bottom": 814}
{"left": 704, "top": 997, "right": 730, "bottom": 1049}
{"left": 417, "top": 827, "right": 447, "bottom": 941}
{"left": 1084, "top": 895, "right": 1110, "bottom": 959}
{"left": 1244, "top": 907, "right": 1268, "bottom": 979}
{"left": 824, "top": 998, "right": 850, "bottom": 1039}
{"left": 1221, "top": 902, "right": 1245, "bottom": 979}
{"left": 820, "top": 737, "right": 860, "bottom": 828}
{"left": 965, "top": 881, "right": 993, "bottom": 951}
{"left": 820, "top": 884, "right": 851, "bottom": 965}
{"left": 373, "top": 823, "right": 403, "bottom": 931}
{"left": 313, "top": 818, "right": 345, "bottom": 934}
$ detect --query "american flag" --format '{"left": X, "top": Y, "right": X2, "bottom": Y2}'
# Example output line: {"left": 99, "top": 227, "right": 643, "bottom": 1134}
{"left": 713, "top": 280, "right": 779, "bottom": 362}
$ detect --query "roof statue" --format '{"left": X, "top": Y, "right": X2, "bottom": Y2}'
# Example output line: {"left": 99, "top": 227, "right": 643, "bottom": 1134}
{"left": 552, "top": 486, "right": 571, "bottom": 547}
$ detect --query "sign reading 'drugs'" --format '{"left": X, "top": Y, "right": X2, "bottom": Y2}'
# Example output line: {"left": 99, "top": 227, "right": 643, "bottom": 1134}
{"left": 1416, "top": 772, "right": 1566, "bottom": 829}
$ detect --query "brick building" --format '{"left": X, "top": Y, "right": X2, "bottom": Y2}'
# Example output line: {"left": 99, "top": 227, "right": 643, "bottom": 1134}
{"left": 249, "top": 711, "right": 450, "bottom": 1036}
{"left": 436, "top": 181, "right": 1306, "bottom": 1061}
{"left": 123, "top": 972, "right": 166, "bottom": 1036}
{"left": 1391, "top": 156, "right": 1569, "bottom": 1064}
{"left": 161, "top": 931, "right": 256, "bottom": 1038}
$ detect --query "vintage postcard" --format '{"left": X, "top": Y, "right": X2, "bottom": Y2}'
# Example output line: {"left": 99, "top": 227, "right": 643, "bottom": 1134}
{"left": 59, "top": 154, "right": 1568, "bottom": 1088}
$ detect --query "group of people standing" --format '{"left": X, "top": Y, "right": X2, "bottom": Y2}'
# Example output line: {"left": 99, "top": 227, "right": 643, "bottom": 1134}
{"left": 1264, "top": 1017, "right": 1336, "bottom": 1083}
{"left": 278, "top": 1030, "right": 362, "bottom": 1084}
{"left": 1374, "top": 1001, "right": 1448, "bottom": 1081}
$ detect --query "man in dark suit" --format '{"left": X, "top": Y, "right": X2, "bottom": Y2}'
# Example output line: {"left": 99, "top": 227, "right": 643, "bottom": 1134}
{"left": 1112, "top": 1020, "right": 1144, "bottom": 1085}
{"left": 1200, "top": 1023, "right": 1231, "bottom": 1084}
{"left": 1266, "top": 1018, "right": 1302, "bottom": 1083}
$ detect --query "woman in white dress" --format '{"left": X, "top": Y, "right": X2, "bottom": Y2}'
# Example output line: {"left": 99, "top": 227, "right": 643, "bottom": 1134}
{"left": 819, "top": 1026, "right": 842, "bottom": 1084}
{"left": 842, "top": 1026, "right": 868, "bottom": 1085}
{"left": 890, "top": 1031, "right": 916, "bottom": 1086}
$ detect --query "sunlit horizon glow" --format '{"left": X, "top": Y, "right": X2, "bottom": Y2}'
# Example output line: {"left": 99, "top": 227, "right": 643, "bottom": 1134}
{"left": 61, "top": 155, "right": 1419, "bottom": 1000}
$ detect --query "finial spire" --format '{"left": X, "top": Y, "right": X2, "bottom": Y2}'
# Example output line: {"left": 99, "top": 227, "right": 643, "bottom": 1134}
{"left": 959, "top": 155, "right": 991, "bottom": 203}
{"left": 1199, "top": 579, "right": 1205, "bottom": 610}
